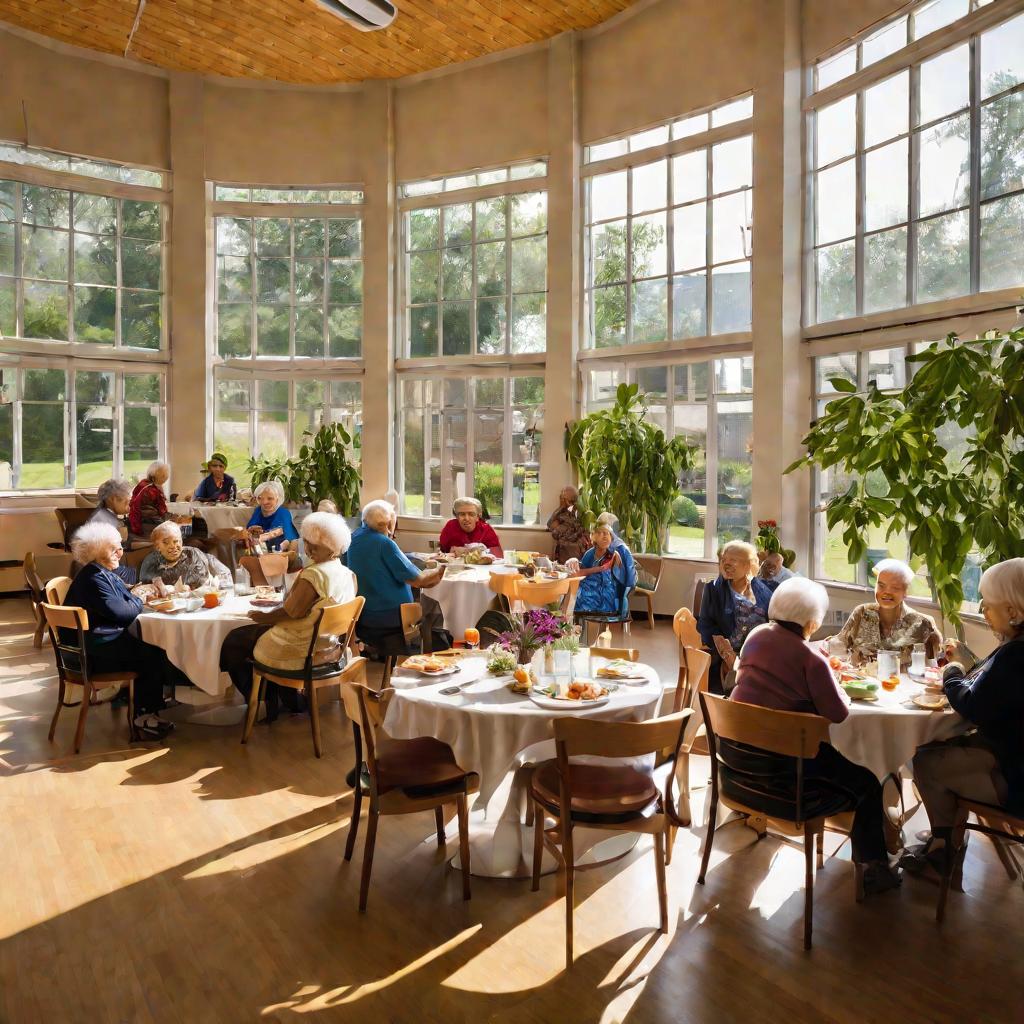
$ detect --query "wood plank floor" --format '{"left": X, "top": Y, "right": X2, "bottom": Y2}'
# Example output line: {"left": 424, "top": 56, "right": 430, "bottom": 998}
{"left": 1, "top": 596, "right": 1021, "bottom": 1023}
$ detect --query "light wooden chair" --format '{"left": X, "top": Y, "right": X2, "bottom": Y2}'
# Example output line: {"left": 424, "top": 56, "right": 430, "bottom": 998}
{"left": 341, "top": 680, "right": 479, "bottom": 912}
{"left": 515, "top": 576, "right": 581, "bottom": 619}
{"left": 632, "top": 555, "right": 663, "bottom": 629}
{"left": 239, "top": 552, "right": 290, "bottom": 588}
{"left": 41, "top": 603, "right": 138, "bottom": 753}
{"left": 697, "top": 693, "right": 857, "bottom": 950}
{"left": 587, "top": 646, "right": 639, "bottom": 662}
{"left": 488, "top": 570, "right": 523, "bottom": 614}
{"left": 45, "top": 576, "right": 74, "bottom": 606}
{"left": 241, "top": 597, "right": 366, "bottom": 758}
{"left": 937, "top": 799, "right": 1024, "bottom": 923}
{"left": 529, "top": 710, "right": 692, "bottom": 965}
{"left": 672, "top": 607, "right": 702, "bottom": 650}
{"left": 381, "top": 602, "right": 425, "bottom": 687}
{"left": 23, "top": 552, "right": 50, "bottom": 648}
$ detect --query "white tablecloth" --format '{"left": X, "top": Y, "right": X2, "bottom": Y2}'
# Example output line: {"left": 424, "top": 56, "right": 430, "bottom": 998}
{"left": 422, "top": 563, "right": 518, "bottom": 638}
{"left": 829, "top": 676, "right": 968, "bottom": 780}
{"left": 383, "top": 652, "right": 664, "bottom": 876}
{"left": 137, "top": 593, "right": 256, "bottom": 695}
{"left": 189, "top": 504, "right": 255, "bottom": 533}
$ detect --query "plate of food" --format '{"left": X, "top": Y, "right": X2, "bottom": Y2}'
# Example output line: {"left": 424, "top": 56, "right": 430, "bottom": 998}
{"left": 594, "top": 659, "right": 645, "bottom": 680}
{"left": 401, "top": 655, "right": 460, "bottom": 677}
{"left": 510, "top": 666, "right": 538, "bottom": 694}
{"left": 250, "top": 598, "right": 283, "bottom": 608}
{"left": 912, "top": 692, "right": 949, "bottom": 711}
{"left": 841, "top": 678, "right": 880, "bottom": 702}
{"left": 529, "top": 679, "right": 611, "bottom": 709}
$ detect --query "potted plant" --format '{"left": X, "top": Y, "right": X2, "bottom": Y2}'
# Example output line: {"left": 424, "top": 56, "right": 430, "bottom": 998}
{"left": 565, "top": 383, "right": 701, "bottom": 554}
{"left": 786, "top": 329, "right": 1024, "bottom": 627}
{"left": 484, "top": 608, "right": 572, "bottom": 673}
{"left": 755, "top": 519, "right": 796, "bottom": 568}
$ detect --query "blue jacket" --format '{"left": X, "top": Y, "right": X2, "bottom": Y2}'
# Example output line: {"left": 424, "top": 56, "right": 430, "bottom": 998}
{"left": 62, "top": 562, "right": 143, "bottom": 647}
{"left": 581, "top": 539, "right": 637, "bottom": 617}
{"left": 698, "top": 575, "right": 777, "bottom": 690}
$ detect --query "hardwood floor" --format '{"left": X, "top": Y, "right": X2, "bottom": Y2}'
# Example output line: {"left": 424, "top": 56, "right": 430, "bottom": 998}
{"left": 1, "top": 597, "right": 1020, "bottom": 1023}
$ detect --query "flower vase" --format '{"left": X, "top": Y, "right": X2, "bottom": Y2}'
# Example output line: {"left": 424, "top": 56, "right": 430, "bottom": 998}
{"left": 543, "top": 646, "right": 555, "bottom": 674}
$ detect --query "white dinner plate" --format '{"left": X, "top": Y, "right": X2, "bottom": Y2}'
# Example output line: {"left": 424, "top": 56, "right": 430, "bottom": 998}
{"left": 528, "top": 690, "right": 610, "bottom": 710}
{"left": 398, "top": 663, "right": 461, "bottom": 678}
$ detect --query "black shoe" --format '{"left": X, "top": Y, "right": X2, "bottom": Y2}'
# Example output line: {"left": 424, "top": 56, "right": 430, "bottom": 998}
{"left": 111, "top": 689, "right": 130, "bottom": 708}
{"left": 345, "top": 766, "right": 358, "bottom": 788}
{"left": 861, "top": 861, "right": 903, "bottom": 897}
{"left": 133, "top": 714, "right": 175, "bottom": 739}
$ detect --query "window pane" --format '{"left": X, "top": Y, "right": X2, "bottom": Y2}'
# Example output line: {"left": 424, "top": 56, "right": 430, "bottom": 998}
{"left": 815, "top": 353, "right": 857, "bottom": 394}
{"left": 477, "top": 295, "right": 507, "bottom": 353}
{"left": 293, "top": 381, "right": 324, "bottom": 450}
{"left": 865, "top": 138, "right": 909, "bottom": 231}
{"left": 123, "top": 405, "right": 158, "bottom": 481}
{"left": 74, "top": 285, "right": 115, "bottom": 344}
{"left": 215, "top": 379, "right": 250, "bottom": 483}
{"left": 511, "top": 293, "right": 545, "bottom": 353}
{"left": 672, "top": 272, "right": 707, "bottom": 338}
{"left": 590, "top": 171, "right": 627, "bottom": 222}
{"left": 711, "top": 261, "right": 750, "bottom": 334}
{"left": 121, "top": 239, "right": 161, "bottom": 291}
{"left": 672, "top": 149, "right": 706, "bottom": 204}
{"left": 713, "top": 191, "right": 752, "bottom": 263}
{"left": 631, "top": 212, "right": 667, "bottom": 278}
{"left": 918, "top": 115, "right": 970, "bottom": 217}
{"left": 24, "top": 280, "right": 68, "bottom": 339}
{"left": 125, "top": 373, "right": 160, "bottom": 403}
{"left": 409, "top": 251, "right": 439, "bottom": 304}
{"left": 588, "top": 138, "right": 627, "bottom": 162}
{"left": 475, "top": 240, "right": 505, "bottom": 298}
{"left": 980, "top": 90, "right": 1024, "bottom": 200}
{"left": 75, "top": 371, "right": 114, "bottom": 486}
{"left": 22, "top": 227, "right": 68, "bottom": 280}
{"left": 672, "top": 113, "right": 707, "bottom": 139}
{"left": 22, "top": 186, "right": 69, "bottom": 228}
{"left": 295, "top": 306, "right": 324, "bottom": 357}
{"left": 980, "top": 194, "right": 1024, "bottom": 291}
{"left": 254, "top": 218, "right": 290, "bottom": 256}
{"left": 716, "top": 356, "right": 753, "bottom": 394}
{"left": 218, "top": 304, "right": 251, "bottom": 357}
{"left": 121, "top": 200, "right": 161, "bottom": 240}
{"left": 673, "top": 202, "right": 706, "bottom": 271}
{"left": 293, "top": 218, "right": 326, "bottom": 257}
{"left": 328, "top": 219, "right": 361, "bottom": 258}
{"left": 121, "top": 291, "right": 160, "bottom": 349}
{"left": 442, "top": 302, "right": 471, "bottom": 355}
{"left": 916, "top": 207, "right": 970, "bottom": 301}
{"left": 591, "top": 285, "right": 627, "bottom": 347}
{"left": 712, "top": 136, "right": 752, "bottom": 193}
{"left": 632, "top": 160, "right": 667, "bottom": 214}
{"left": 510, "top": 236, "right": 546, "bottom": 293}
{"left": 408, "top": 208, "right": 439, "bottom": 251}
{"left": 980, "top": 12, "right": 1024, "bottom": 99}
{"left": 918, "top": 45, "right": 969, "bottom": 125}
{"left": 257, "top": 258, "right": 290, "bottom": 302}
{"left": 442, "top": 245, "right": 472, "bottom": 300}
{"left": 862, "top": 17, "right": 907, "bottom": 66}
{"left": 73, "top": 193, "right": 116, "bottom": 235}
{"left": 0, "top": 223, "right": 12, "bottom": 276}
{"left": 475, "top": 196, "right": 507, "bottom": 240}
{"left": 628, "top": 277, "right": 665, "bottom": 344}
{"left": 712, "top": 96, "right": 752, "bottom": 126}
{"left": 329, "top": 260, "right": 362, "bottom": 304}
{"left": 817, "top": 48, "right": 856, "bottom": 91}
{"left": 815, "top": 160, "right": 855, "bottom": 244}
{"left": 716, "top": 398, "right": 752, "bottom": 545}
{"left": 867, "top": 347, "right": 907, "bottom": 390}
{"left": 256, "top": 304, "right": 290, "bottom": 356}
{"left": 24, "top": 368, "right": 66, "bottom": 400}
{"left": 217, "top": 217, "right": 251, "bottom": 257}
{"left": 590, "top": 220, "right": 627, "bottom": 285}
{"left": 442, "top": 204, "right": 472, "bottom": 246}
{"left": 864, "top": 71, "right": 909, "bottom": 148}
{"left": 218, "top": 255, "right": 251, "bottom": 302}
{"left": 629, "top": 124, "right": 670, "bottom": 151}
{"left": 913, "top": 0, "right": 967, "bottom": 39}
{"left": 0, "top": 275, "right": 12, "bottom": 335}
{"left": 409, "top": 306, "right": 438, "bottom": 356}
{"left": 864, "top": 227, "right": 908, "bottom": 313}
{"left": 816, "top": 95, "right": 856, "bottom": 167}
{"left": 22, "top": 403, "right": 65, "bottom": 488}
{"left": 510, "top": 192, "right": 546, "bottom": 236}
{"left": 817, "top": 241, "right": 855, "bottom": 322}
{"left": 473, "top": 409, "right": 504, "bottom": 523}
{"left": 328, "top": 305, "right": 361, "bottom": 357}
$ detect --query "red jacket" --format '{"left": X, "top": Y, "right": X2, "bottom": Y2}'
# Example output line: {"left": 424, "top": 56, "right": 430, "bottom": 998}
{"left": 129, "top": 480, "right": 167, "bottom": 536}
{"left": 438, "top": 518, "right": 503, "bottom": 556}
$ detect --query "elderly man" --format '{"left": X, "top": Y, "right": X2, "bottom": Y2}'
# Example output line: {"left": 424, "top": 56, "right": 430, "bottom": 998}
{"left": 438, "top": 497, "right": 503, "bottom": 557}
{"left": 348, "top": 499, "right": 444, "bottom": 655}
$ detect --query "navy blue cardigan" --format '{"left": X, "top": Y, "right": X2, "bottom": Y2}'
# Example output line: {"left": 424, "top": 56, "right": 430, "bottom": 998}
{"left": 698, "top": 575, "right": 778, "bottom": 690}
{"left": 63, "top": 562, "right": 144, "bottom": 646}
{"left": 944, "top": 636, "right": 1024, "bottom": 814}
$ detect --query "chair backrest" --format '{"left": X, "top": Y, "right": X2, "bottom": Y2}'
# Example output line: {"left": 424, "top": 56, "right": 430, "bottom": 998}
{"left": 700, "top": 692, "right": 831, "bottom": 760}
{"left": 400, "top": 602, "right": 423, "bottom": 631}
{"left": 691, "top": 573, "right": 718, "bottom": 619}
{"left": 304, "top": 596, "right": 366, "bottom": 664}
{"left": 258, "top": 552, "right": 289, "bottom": 579}
{"left": 46, "top": 576, "right": 73, "bottom": 606}
{"left": 587, "top": 646, "right": 639, "bottom": 662}
{"left": 553, "top": 710, "right": 691, "bottom": 760}
{"left": 673, "top": 645, "right": 711, "bottom": 749}
{"left": 516, "top": 576, "right": 571, "bottom": 608}
{"left": 489, "top": 570, "right": 522, "bottom": 614}
{"left": 54, "top": 507, "right": 95, "bottom": 551}
{"left": 24, "top": 552, "right": 44, "bottom": 601}
{"left": 41, "top": 602, "right": 90, "bottom": 678}
{"left": 672, "top": 607, "right": 702, "bottom": 649}
{"left": 340, "top": 680, "right": 392, "bottom": 784}
{"left": 634, "top": 554, "right": 663, "bottom": 592}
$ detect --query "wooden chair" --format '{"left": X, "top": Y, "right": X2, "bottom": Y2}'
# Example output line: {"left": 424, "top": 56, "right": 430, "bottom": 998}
{"left": 23, "top": 552, "right": 51, "bottom": 648}
{"left": 213, "top": 527, "right": 246, "bottom": 575}
{"left": 575, "top": 583, "right": 636, "bottom": 645}
{"left": 488, "top": 570, "right": 523, "bottom": 614}
{"left": 697, "top": 693, "right": 857, "bottom": 950}
{"left": 587, "top": 646, "right": 639, "bottom": 662}
{"left": 516, "top": 576, "right": 582, "bottom": 618}
{"left": 45, "top": 576, "right": 74, "bottom": 606}
{"left": 381, "top": 602, "right": 424, "bottom": 687}
{"left": 239, "top": 552, "right": 289, "bottom": 588}
{"left": 937, "top": 799, "right": 1024, "bottom": 923}
{"left": 672, "top": 609, "right": 709, "bottom": 756}
{"left": 53, "top": 507, "right": 95, "bottom": 551}
{"left": 691, "top": 573, "right": 718, "bottom": 620}
{"left": 529, "top": 710, "right": 692, "bottom": 965}
{"left": 673, "top": 607, "right": 702, "bottom": 650}
{"left": 241, "top": 597, "right": 366, "bottom": 758}
{"left": 341, "top": 680, "right": 479, "bottom": 912}
{"left": 632, "top": 555, "right": 663, "bottom": 630}
{"left": 41, "top": 603, "right": 138, "bottom": 753}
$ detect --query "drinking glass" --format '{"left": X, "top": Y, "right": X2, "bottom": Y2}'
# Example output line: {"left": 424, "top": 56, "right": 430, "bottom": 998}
{"left": 827, "top": 636, "right": 848, "bottom": 659}
{"left": 910, "top": 643, "right": 927, "bottom": 677}
{"left": 877, "top": 649, "right": 900, "bottom": 679}
{"left": 464, "top": 627, "right": 480, "bottom": 651}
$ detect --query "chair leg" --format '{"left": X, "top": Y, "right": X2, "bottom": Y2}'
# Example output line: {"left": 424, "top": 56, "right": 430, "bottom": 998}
{"left": 73, "top": 682, "right": 92, "bottom": 754}
{"left": 937, "top": 804, "right": 971, "bottom": 923}
{"left": 646, "top": 594, "right": 655, "bottom": 630}
{"left": 358, "top": 809, "right": 379, "bottom": 913}
{"left": 816, "top": 828, "right": 824, "bottom": 869}
{"left": 803, "top": 823, "right": 814, "bottom": 951}
{"left": 434, "top": 806, "right": 446, "bottom": 847}
{"left": 531, "top": 800, "right": 544, "bottom": 892}
{"left": 654, "top": 829, "right": 669, "bottom": 934}
{"left": 990, "top": 836, "right": 1020, "bottom": 881}
{"left": 48, "top": 675, "right": 66, "bottom": 742}
{"left": 344, "top": 778, "right": 362, "bottom": 862}
{"left": 308, "top": 684, "right": 323, "bottom": 758}
{"left": 563, "top": 815, "right": 575, "bottom": 966}
{"left": 32, "top": 613, "right": 45, "bottom": 649}
{"left": 457, "top": 793, "right": 471, "bottom": 900}
{"left": 382, "top": 655, "right": 396, "bottom": 688}
{"left": 697, "top": 792, "right": 718, "bottom": 885}
{"left": 127, "top": 681, "right": 137, "bottom": 742}
{"left": 666, "top": 824, "right": 678, "bottom": 866}
{"left": 241, "top": 674, "right": 263, "bottom": 744}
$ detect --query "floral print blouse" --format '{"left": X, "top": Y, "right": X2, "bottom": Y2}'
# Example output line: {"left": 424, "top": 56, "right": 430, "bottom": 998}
{"left": 837, "top": 602, "right": 940, "bottom": 668}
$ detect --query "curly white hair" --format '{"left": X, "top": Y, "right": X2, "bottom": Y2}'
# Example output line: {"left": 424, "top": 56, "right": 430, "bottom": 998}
{"left": 71, "top": 521, "right": 123, "bottom": 566}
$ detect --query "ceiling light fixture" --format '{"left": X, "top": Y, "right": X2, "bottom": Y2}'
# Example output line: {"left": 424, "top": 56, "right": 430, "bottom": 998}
{"left": 314, "top": 0, "right": 397, "bottom": 31}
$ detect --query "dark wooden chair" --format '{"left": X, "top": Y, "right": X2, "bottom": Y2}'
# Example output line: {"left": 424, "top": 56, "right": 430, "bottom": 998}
{"left": 380, "top": 602, "right": 424, "bottom": 687}
{"left": 53, "top": 507, "right": 95, "bottom": 551}
{"left": 23, "top": 552, "right": 71, "bottom": 647}
{"left": 341, "top": 680, "right": 479, "bottom": 912}
{"left": 632, "top": 554, "right": 663, "bottom": 629}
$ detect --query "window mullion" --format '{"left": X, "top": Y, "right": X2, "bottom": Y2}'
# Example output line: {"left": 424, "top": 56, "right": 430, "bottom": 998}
{"left": 250, "top": 222, "right": 258, "bottom": 358}
{"left": 908, "top": 65, "right": 921, "bottom": 307}
{"left": 113, "top": 372, "right": 124, "bottom": 479}
{"left": 66, "top": 368, "right": 75, "bottom": 488}
{"left": 705, "top": 149, "right": 713, "bottom": 333}
{"left": 706, "top": 383, "right": 719, "bottom": 559}
{"left": 437, "top": 210, "right": 444, "bottom": 358}
{"left": 968, "top": 36, "right": 982, "bottom": 295}
{"left": 855, "top": 90, "right": 866, "bottom": 316}
{"left": 625, "top": 169, "right": 633, "bottom": 345}
{"left": 289, "top": 222, "right": 296, "bottom": 358}
{"left": 12, "top": 374, "right": 23, "bottom": 487}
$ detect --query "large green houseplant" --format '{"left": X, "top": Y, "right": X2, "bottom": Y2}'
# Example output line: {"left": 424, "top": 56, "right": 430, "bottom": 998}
{"left": 786, "top": 329, "right": 1024, "bottom": 625}
{"left": 247, "top": 422, "right": 362, "bottom": 515}
{"left": 565, "top": 382, "right": 700, "bottom": 553}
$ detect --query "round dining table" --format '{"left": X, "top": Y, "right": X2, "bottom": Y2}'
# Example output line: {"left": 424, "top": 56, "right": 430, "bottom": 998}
{"left": 417, "top": 561, "right": 519, "bottom": 639}
{"left": 382, "top": 651, "right": 665, "bottom": 878}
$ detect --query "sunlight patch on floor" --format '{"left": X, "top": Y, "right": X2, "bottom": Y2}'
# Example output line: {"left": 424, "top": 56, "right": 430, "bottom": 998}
{"left": 748, "top": 845, "right": 803, "bottom": 919}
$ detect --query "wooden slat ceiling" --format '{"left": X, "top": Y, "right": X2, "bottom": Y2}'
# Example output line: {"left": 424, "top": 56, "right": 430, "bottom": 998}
{"left": 0, "top": 0, "right": 642, "bottom": 84}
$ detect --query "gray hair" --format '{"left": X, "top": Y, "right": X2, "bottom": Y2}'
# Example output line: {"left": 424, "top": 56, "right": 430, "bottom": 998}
{"left": 872, "top": 558, "right": 915, "bottom": 586}
{"left": 596, "top": 511, "right": 619, "bottom": 530}
{"left": 301, "top": 511, "right": 351, "bottom": 555}
{"left": 150, "top": 520, "right": 182, "bottom": 544}
{"left": 71, "top": 521, "right": 123, "bottom": 566}
{"left": 362, "top": 499, "right": 395, "bottom": 531}
{"left": 980, "top": 558, "right": 1024, "bottom": 613}
{"left": 146, "top": 460, "right": 170, "bottom": 481}
{"left": 96, "top": 478, "right": 132, "bottom": 506}
{"left": 768, "top": 577, "right": 829, "bottom": 629}
{"left": 453, "top": 496, "right": 482, "bottom": 515}
{"left": 591, "top": 523, "right": 615, "bottom": 541}
{"left": 253, "top": 479, "right": 285, "bottom": 511}
{"left": 383, "top": 488, "right": 400, "bottom": 508}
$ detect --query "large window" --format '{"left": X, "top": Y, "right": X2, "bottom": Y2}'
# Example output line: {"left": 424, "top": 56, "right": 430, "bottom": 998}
{"left": 0, "top": 178, "right": 165, "bottom": 349}
{"left": 0, "top": 364, "right": 163, "bottom": 490}
{"left": 583, "top": 356, "right": 753, "bottom": 557}
{"left": 583, "top": 96, "right": 753, "bottom": 349}
{"left": 398, "top": 375, "right": 543, "bottom": 525}
{"left": 213, "top": 374, "right": 362, "bottom": 486}
{"left": 808, "top": 7, "right": 1024, "bottom": 323}
{"left": 401, "top": 180, "right": 548, "bottom": 357}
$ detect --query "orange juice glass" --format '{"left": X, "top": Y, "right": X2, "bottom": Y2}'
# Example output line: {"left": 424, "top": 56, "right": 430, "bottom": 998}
{"left": 464, "top": 627, "right": 480, "bottom": 649}
{"left": 204, "top": 591, "right": 220, "bottom": 609}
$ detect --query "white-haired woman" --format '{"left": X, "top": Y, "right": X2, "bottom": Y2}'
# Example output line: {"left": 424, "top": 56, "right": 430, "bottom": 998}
{"left": 129, "top": 460, "right": 171, "bottom": 539}
{"left": 438, "top": 497, "right": 503, "bottom": 557}
{"left": 244, "top": 480, "right": 298, "bottom": 555}
{"left": 570, "top": 522, "right": 636, "bottom": 616}
{"left": 347, "top": 499, "right": 443, "bottom": 653}
{"left": 836, "top": 558, "right": 941, "bottom": 668}
{"left": 138, "top": 521, "right": 230, "bottom": 590}
{"left": 698, "top": 539, "right": 779, "bottom": 694}
{"left": 220, "top": 512, "right": 355, "bottom": 720}
{"left": 905, "top": 558, "right": 1024, "bottom": 876}
{"left": 728, "top": 578, "right": 900, "bottom": 896}
{"left": 62, "top": 521, "right": 175, "bottom": 738}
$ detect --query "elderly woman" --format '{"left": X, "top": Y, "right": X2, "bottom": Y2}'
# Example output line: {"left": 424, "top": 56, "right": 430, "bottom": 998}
{"left": 220, "top": 513, "right": 355, "bottom": 719}
{"left": 547, "top": 486, "right": 590, "bottom": 563}
{"left": 728, "top": 579, "right": 901, "bottom": 896}
{"left": 905, "top": 558, "right": 1024, "bottom": 876}
{"left": 184, "top": 452, "right": 235, "bottom": 503}
{"left": 698, "top": 540, "right": 778, "bottom": 694}
{"left": 244, "top": 480, "right": 299, "bottom": 554}
{"left": 348, "top": 499, "right": 444, "bottom": 652}
{"left": 570, "top": 523, "right": 637, "bottom": 617}
{"left": 79, "top": 478, "right": 138, "bottom": 584}
{"left": 438, "top": 497, "right": 503, "bottom": 557}
{"left": 128, "top": 461, "right": 170, "bottom": 539}
{"left": 62, "top": 521, "right": 175, "bottom": 738}
{"left": 138, "top": 521, "right": 230, "bottom": 589}
{"left": 836, "top": 558, "right": 941, "bottom": 668}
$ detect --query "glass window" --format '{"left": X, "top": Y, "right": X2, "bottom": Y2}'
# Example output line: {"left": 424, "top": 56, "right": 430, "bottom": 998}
{"left": 402, "top": 160, "right": 545, "bottom": 199}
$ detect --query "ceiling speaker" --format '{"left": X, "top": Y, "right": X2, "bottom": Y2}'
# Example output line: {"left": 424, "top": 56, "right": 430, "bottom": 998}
{"left": 315, "top": 0, "right": 397, "bottom": 31}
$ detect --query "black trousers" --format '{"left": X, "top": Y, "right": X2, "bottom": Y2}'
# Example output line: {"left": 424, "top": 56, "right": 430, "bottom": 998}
{"left": 219, "top": 624, "right": 302, "bottom": 717}
{"left": 806, "top": 745, "right": 887, "bottom": 863}
{"left": 86, "top": 632, "right": 168, "bottom": 714}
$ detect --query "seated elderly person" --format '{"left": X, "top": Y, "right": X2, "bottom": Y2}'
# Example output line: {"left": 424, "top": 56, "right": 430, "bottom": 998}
{"left": 128, "top": 460, "right": 171, "bottom": 540}
{"left": 758, "top": 551, "right": 797, "bottom": 584}
{"left": 62, "top": 521, "right": 175, "bottom": 738}
{"left": 220, "top": 513, "right": 355, "bottom": 720}
{"left": 184, "top": 452, "right": 235, "bottom": 503}
{"left": 904, "top": 558, "right": 1024, "bottom": 877}
{"left": 570, "top": 523, "right": 636, "bottom": 617}
{"left": 438, "top": 497, "right": 503, "bottom": 557}
{"left": 728, "top": 578, "right": 900, "bottom": 896}
{"left": 836, "top": 558, "right": 941, "bottom": 669}
{"left": 348, "top": 499, "right": 444, "bottom": 654}
{"left": 698, "top": 540, "right": 778, "bottom": 694}
{"left": 244, "top": 480, "right": 299, "bottom": 556}
{"left": 547, "top": 486, "right": 590, "bottom": 563}
{"left": 138, "top": 521, "right": 230, "bottom": 590}
{"left": 78, "top": 478, "right": 137, "bottom": 585}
